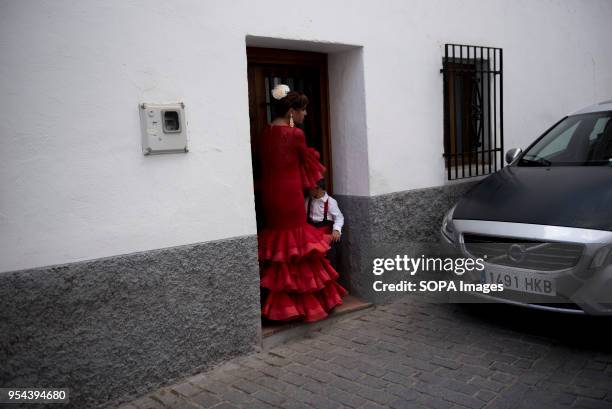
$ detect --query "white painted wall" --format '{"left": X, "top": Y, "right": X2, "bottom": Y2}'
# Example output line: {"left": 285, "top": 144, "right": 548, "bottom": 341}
{"left": 328, "top": 48, "right": 369, "bottom": 197}
{"left": 0, "top": 1, "right": 255, "bottom": 272}
{"left": 1, "top": 0, "right": 611, "bottom": 272}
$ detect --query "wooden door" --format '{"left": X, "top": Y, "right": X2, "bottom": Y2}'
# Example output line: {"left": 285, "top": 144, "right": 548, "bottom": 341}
{"left": 247, "top": 47, "right": 332, "bottom": 229}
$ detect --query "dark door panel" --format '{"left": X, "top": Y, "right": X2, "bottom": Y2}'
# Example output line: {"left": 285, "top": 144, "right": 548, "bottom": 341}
{"left": 247, "top": 47, "right": 332, "bottom": 230}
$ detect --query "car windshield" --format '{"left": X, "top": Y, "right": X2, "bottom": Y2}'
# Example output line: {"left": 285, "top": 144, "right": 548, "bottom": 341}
{"left": 518, "top": 111, "right": 612, "bottom": 166}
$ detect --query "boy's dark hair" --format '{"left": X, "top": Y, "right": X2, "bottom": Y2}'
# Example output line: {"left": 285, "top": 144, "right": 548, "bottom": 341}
{"left": 315, "top": 179, "right": 326, "bottom": 190}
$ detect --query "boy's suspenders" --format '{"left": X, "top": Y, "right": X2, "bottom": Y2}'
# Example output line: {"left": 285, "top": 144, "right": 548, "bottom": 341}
{"left": 307, "top": 197, "right": 333, "bottom": 228}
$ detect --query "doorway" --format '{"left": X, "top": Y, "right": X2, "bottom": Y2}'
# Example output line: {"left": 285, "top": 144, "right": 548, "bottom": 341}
{"left": 247, "top": 45, "right": 371, "bottom": 335}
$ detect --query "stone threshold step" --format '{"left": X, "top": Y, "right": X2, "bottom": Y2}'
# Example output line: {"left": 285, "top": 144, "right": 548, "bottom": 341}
{"left": 261, "top": 295, "right": 373, "bottom": 350}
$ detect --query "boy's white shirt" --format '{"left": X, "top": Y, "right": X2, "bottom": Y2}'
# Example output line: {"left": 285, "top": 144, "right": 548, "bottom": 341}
{"left": 304, "top": 192, "right": 344, "bottom": 233}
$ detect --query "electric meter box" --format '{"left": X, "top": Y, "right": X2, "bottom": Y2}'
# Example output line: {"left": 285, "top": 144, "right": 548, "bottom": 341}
{"left": 139, "top": 102, "right": 188, "bottom": 155}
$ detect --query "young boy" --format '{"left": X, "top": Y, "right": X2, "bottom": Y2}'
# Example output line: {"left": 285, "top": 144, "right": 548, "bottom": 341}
{"left": 305, "top": 179, "right": 344, "bottom": 243}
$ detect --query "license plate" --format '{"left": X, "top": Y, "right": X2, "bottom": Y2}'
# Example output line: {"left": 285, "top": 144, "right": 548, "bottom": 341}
{"left": 481, "top": 268, "right": 556, "bottom": 296}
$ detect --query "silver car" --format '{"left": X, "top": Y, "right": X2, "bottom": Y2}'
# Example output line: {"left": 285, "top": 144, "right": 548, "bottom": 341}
{"left": 440, "top": 100, "right": 612, "bottom": 315}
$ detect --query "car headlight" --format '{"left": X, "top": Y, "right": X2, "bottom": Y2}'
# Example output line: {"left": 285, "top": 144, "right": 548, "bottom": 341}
{"left": 590, "top": 244, "right": 612, "bottom": 270}
{"left": 441, "top": 205, "right": 457, "bottom": 243}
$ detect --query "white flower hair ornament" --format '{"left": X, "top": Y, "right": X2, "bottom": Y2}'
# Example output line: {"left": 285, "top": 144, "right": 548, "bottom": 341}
{"left": 271, "top": 84, "right": 290, "bottom": 100}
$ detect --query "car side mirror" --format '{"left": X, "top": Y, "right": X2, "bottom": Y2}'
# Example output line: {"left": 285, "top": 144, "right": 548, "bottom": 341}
{"left": 505, "top": 148, "right": 522, "bottom": 164}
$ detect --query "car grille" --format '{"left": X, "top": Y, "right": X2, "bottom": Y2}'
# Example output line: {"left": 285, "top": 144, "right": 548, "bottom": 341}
{"left": 463, "top": 233, "right": 584, "bottom": 271}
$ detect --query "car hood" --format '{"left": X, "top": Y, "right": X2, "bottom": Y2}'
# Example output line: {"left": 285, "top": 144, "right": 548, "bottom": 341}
{"left": 453, "top": 166, "right": 612, "bottom": 231}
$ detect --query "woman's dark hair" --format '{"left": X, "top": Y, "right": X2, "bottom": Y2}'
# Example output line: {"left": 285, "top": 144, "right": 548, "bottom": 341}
{"left": 271, "top": 91, "right": 308, "bottom": 119}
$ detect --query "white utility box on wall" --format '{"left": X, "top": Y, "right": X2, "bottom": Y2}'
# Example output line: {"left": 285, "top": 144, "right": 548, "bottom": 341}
{"left": 139, "top": 102, "right": 188, "bottom": 155}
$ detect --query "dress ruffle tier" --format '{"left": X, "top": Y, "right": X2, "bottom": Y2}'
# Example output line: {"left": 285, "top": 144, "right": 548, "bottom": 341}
{"left": 258, "top": 225, "right": 331, "bottom": 263}
{"left": 262, "top": 281, "right": 347, "bottom": 322}
{"left": 259, "top": 224, "right": 347, "bottom": 322}
{"left": 299, "top": 146, "right": 326, "bottom": 190}
{"left": 260, "top": 255, "right": 339, "bottom": 292}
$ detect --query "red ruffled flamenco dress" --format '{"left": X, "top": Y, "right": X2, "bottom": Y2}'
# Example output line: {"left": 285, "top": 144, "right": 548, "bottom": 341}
{"left": 257, "top": 124, "right": 347, "bottom": 322}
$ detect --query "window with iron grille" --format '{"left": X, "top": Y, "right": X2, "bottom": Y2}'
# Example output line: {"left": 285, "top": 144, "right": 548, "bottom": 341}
{"left": 441, "top": 44, "right": 504, "bottom": 180}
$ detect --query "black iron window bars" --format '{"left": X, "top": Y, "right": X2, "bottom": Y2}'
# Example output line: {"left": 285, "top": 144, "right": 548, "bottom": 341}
{"left": 441, "top": 44, "right": 504, "bottom": 180}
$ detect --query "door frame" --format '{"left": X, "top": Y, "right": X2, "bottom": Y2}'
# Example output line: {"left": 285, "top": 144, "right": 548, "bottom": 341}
{"left": 246, "top": 47, "right": 334, "bottom": 193}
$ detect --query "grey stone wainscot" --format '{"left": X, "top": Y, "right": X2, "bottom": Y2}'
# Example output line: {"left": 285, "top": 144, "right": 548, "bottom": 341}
{"left": 0, "top": 235, "right": 261, "bottom": 409}
{"left": 335, "top": 180, "right": 479, "bottom": 304}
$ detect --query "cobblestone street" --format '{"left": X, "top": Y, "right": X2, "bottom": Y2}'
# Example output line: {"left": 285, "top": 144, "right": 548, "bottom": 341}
{"left": 119, "top": 297, "right": 612, "bottom": 409}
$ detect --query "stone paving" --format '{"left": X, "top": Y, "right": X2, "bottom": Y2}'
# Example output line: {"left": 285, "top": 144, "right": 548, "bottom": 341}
{"left": 117, "top": 296, "right": 612, "bottom": 409}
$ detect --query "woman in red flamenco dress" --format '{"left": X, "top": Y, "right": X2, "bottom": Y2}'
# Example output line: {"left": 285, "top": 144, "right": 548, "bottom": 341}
{"left": 256, "top": 84, "right": 347, "bottom": 323}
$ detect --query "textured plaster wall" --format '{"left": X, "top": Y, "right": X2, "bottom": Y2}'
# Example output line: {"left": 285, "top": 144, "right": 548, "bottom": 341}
{"left": 0, "top": 235, "right": 261, "bottom": 409}
{"left": 335, "top": 182, "right": 479, "bottom": 304}
{"left": 2, "top": 0, "right": 612, "bottom": 272}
